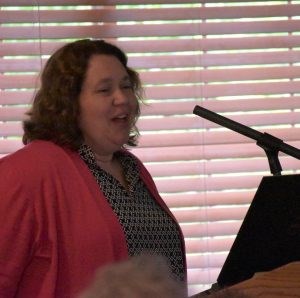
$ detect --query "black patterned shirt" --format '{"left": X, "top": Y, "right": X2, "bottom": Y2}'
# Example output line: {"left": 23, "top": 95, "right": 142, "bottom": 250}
{"left": 78, "top": 144, "right": 185, "bottom": 281}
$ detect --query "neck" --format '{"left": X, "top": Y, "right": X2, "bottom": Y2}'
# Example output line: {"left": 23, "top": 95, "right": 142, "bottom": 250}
{"left": 94, "top": 152, "right": 114, "bottom": 164}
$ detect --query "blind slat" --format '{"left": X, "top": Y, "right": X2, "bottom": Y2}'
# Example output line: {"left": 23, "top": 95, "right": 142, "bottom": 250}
{"left": 2, "top": 76, "right": 300, "bottom": 97}
{"left": 145, "top": 81, "right": 300, "bottom": 99}
{"left": 132, "top": 140, "right": 300, "bottom": 161}
{"left": 139, "top": 112, "right": 300, "bottom": 131}
{"left": 164, "top": 191, "right": 255, "bottom": 208}
{"left": 186, "top": 238, "right": 235, "bottom": 254}
{"left": 0, "top": 91, "right": 34, "bottom": 105}
{"left": 0, "top": 0, "right": 203, "bottom": 5}
{"left": 179, "top": 221, "right": 243, "bottom": 240}
{"left": 2, "top": 142, "right": 300, "bottom": 165}
{"left": 1, "top": 92, "right": 299, "bottom": 112}
{"left": 2, "top": 111, "right": 299, "bottom": 136}
{"left": 187, "top": 254, "right": 227, "bottom": 269}
{"left": 2, "top": 20, "right": 300, "bottom": 39}
{"left": 141, "top": 97, "right": 300, "bottom": 116}
{"left": 2, "top": 5, "right": 300, "bottom": 23}
{"left": 139, "top": 128, "right": 300, "bottom": 147}
{"left": 145, "top": 156, "right": 298, "bottom": 177}
{"left": 3, "top": 66, "right": 300, "bottom": 84}
{"left": 188, "top": 268, "right": 220, "bottom": 285}
{"left": 154, "top": 175, "right": 263, "bottom": 193}
{"left": 2, "top": 36, "right": 300, "bottom": 56}
{"left": 173, "top": 206, "right": 249, "bottom": 223}
{"left": 130, "top": 51, "right": 300, "bottom": 69}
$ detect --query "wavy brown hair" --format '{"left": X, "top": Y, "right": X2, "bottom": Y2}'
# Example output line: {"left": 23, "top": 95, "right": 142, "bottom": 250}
{"left": 23, "top": 39, "right": 143, "bottom": 150}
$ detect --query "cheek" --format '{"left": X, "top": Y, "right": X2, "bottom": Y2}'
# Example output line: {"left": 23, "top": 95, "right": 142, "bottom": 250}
{"left": 78, "top": 103, "right": 99, "bottom": 132}
{"left": 80, "top": 100, "right": 107, "bottom": 121}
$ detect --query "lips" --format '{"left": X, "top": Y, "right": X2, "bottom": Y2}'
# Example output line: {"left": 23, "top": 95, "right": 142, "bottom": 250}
{"left": 114, "top": 114, "right": 127, "bottom": 120}
{"left": 111, "top": 113, "right": 131, "bottom": 126}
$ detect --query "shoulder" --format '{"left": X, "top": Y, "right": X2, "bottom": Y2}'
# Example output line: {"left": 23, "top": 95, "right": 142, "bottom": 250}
{"left": 0, "top": 140, "right": 79, "bottom": 178}
{"left": 1, "top": 140, "right": 73, "bottom": 163}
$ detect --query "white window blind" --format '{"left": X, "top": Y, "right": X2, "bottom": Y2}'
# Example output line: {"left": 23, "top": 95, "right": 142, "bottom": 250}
{"left": 1, "top": 1, "right": 300, "bottom": 295}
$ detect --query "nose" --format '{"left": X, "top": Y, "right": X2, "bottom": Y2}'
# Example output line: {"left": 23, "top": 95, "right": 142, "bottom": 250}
{"left": 113, "top": 88, "right": 129, "bottom": 105}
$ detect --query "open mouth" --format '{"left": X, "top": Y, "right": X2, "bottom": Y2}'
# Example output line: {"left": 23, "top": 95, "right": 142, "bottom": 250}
{"left": 112, "top": 114, "right": 129, "bottom": 123}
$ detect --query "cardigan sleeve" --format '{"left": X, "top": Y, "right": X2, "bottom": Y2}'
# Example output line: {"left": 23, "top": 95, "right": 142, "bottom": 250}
{"left": 0, "top": 156, "right": 36, "bottom": 297}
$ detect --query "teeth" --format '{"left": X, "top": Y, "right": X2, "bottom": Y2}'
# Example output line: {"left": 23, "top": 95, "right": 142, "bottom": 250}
{"left": 116, "top": 115, "right": 127, "bottom": 119}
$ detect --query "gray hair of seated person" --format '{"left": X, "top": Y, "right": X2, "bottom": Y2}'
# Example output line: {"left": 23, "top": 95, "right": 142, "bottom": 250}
{"left": 79, "top": 253, "right": 186, "bottom": 298}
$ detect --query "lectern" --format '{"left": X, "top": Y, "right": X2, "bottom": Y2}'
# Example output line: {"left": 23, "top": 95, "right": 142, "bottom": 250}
{"left": 192, "top": 105, "right": 300, "bottom": 297}
{"left": 217, "top": 173, "right": 300, "bottom": 287}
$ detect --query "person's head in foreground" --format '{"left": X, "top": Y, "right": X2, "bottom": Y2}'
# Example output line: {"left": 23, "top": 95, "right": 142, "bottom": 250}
{"left": 79, "top": 254, "right": 186, "bottom": 298}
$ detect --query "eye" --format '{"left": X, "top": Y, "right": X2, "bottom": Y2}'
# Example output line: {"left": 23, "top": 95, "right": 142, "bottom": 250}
{"left": 96, "top": 87, "right": 110, "bottom": 93}
{"left": 121, "top": 82, "right": 133, "bottom": 90}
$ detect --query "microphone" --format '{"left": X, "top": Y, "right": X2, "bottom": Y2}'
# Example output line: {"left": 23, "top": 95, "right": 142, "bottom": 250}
{"left": 193, "top": 105, "right": 300, "bottom": 175}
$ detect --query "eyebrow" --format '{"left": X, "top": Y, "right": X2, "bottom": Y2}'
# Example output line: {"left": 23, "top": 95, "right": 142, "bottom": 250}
{"left": 95, "top": 75, "right": 131, "bottom": 85}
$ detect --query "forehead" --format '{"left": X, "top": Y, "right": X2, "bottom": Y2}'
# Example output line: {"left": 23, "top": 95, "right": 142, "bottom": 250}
{"left": 85, "top": 54, "right": 128, "bottom": 79}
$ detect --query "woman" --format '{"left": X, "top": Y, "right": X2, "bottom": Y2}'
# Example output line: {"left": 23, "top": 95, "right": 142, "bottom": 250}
{"left": 0, "top": 39, "right": 186, "bottom": 297}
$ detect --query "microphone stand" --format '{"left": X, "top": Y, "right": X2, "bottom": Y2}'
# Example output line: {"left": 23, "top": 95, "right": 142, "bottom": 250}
{"left": 193, "top": 105, "right": 300, "bottom": 176}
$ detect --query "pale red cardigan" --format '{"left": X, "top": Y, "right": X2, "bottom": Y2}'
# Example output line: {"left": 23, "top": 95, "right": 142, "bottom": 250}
{"left": 0, "top": 140, "right": 186, "bottom": 297}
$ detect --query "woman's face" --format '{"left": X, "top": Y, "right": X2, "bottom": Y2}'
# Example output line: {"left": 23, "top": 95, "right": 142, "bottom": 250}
{"left": 78, "top": 54, "right": 138, "bottom": 155}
